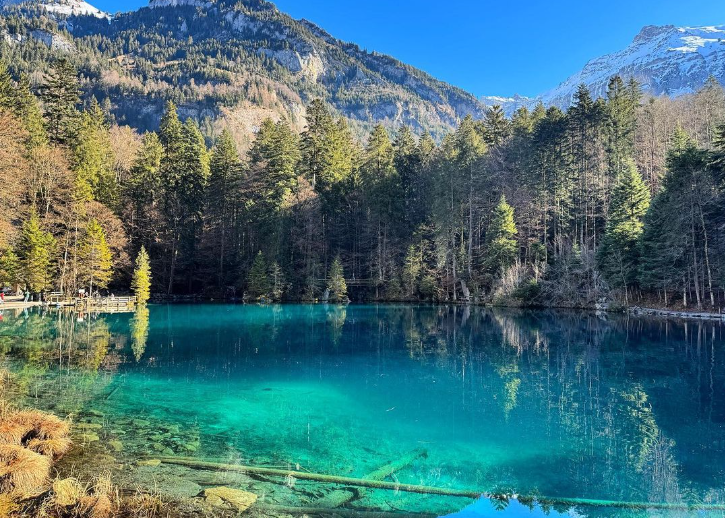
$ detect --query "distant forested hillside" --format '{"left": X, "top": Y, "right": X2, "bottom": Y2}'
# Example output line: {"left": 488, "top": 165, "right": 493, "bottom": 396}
{"left": 1, "top": 56, "right": 725, "bottom": 310}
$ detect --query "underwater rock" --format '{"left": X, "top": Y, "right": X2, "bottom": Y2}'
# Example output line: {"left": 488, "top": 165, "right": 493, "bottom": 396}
{"left": 79, "top": 433, "right": 100, "bottom": 443}
{"left": 136, "top": 459, "right": 161, "bottom": 467}
{"left": 131, "top": 419, "right": 150, "bottom": 427}
{"left": 76, "top": 423, "right": 103, "bottom": 431}
{"left": 203, "top": 487, "right": 257, "bottom": 512}
{"left": 151, "top": 443, "right": 165, "bottom": 452}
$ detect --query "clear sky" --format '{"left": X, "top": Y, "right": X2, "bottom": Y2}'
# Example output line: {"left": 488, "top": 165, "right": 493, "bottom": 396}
{"left": 94, "top": 0, "right": 725, "bottom": 98}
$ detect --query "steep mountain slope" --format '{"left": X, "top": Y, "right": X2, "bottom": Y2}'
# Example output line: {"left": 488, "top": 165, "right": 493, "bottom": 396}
{"left": 0, "top": 0, "right": 486, "bottom": 140}
{"left": 0, "top": 0, "right": 107, "bottom": 17}
{"left": 483, "top": 25, "right": 725, "bottom": 114}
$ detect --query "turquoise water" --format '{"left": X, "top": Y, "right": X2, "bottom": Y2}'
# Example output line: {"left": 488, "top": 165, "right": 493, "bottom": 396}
{"left": 2, "top": 304, "right": 725, "bottom": 517}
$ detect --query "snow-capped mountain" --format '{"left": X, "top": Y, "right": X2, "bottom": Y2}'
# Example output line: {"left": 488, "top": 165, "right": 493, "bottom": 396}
{"left": 483, "top": 25, "right": 725, "bottom": 114}
{"left": 0, "top": 0, "right": 108, "bottom": 18}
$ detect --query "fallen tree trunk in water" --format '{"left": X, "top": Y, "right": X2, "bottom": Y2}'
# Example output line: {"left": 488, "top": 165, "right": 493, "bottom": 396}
{"left": 258, "top": 504, "right": 437, "bottom": 517}
{"left": 150, "top": 456, "right": 481, "bottom": 498}
{"left": 314, "top": 448, "right": 427, "bottom": 509}
{"left": 149, "top": 456, "right": 725, "bottom": 512}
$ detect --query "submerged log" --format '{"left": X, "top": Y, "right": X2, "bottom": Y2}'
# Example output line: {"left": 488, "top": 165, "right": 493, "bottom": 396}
{"left": 149, "top": 456, "right": 725, "bottom": 512}
{"left": 258, "top": 504, "right": 437, "bottom": 517}
{"left": 150, "top": 456, "right": 481, "bottom": 499}
{"left": 314, "top": 448, "right": 427, "bottom": 509}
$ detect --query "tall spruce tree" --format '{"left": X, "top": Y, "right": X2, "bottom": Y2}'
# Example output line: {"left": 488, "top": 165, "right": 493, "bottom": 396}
{"left": 17, "top": 208, "right": 56, "bottom": 294}
{"left": 40, "top": 58, "right": 80, "bottom": 145}
{"left": 485, "top": 195, "right": 518, "bottom": 274}
{"left": 327, "top": 255, "right": 348, "bottom": 303}
{"left": 247, "top": 251, "right": 269, "bottom": 300}
{"left": 206, "top": 129, "right": 242, "bottom": 288}
{"left": 597, "top": 159, "right": 650, "bottom": 300}
{"left": 79, "top": 218, "right": 113, "bottom": 294}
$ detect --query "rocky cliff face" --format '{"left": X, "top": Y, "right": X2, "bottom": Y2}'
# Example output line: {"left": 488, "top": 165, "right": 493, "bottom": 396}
{"left": 1, "top": 0, "right": 486, "bottom": 139}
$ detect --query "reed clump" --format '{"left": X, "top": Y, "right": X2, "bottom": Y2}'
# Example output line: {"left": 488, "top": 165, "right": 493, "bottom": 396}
{"left": 0, "top": 403, "right": 72, "bottom": 502}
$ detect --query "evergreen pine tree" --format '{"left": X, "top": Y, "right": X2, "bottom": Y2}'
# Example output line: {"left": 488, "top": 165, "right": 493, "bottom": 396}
{"left": 126, "top": 132, "right": 163, "bottom": 251}
{"left": 72, "top": 99, "right": 116, "bottom": 206}
{"left": 0, "top": 248, "right": 21, "bottom": 291}
{"left": 40, "top": 58, "right": 80, "bottom": 145}
{"left": 597, "top": 159, "right": 650, "bottom": 297}
{"left": 0, "top": 60, "right": 14, "bottom": 109}
{"left": 247, "top": 251, "right": 269, "bottom": 300}
{"left": 132, "top": 246, "right": 152, "bottom": 304}
{"left": 207, "top": 129, "right": 242, "bottom": 287}
{"left": 17, "top": 208, "right": 56, "bottom": 294}
{"left": 79, "top": 219, "right": 113, "bottom": 294}
{"left": 327, "top": 255, "right": 348, "bottom": 303}
{"left": 485, "top": 195, "right": 518, "bottom": 273}
{"left": 483, "top": 105, "right": 511, "bottom": 146}
{"left": 605, "top": 75, "right": 639, "bottom": 178}
{"left": 14, "top": 75, "right": 48, "bottom": 149}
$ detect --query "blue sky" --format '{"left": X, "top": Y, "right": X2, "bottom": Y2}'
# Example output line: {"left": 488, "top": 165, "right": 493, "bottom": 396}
{"left": 95, "top": 0, "right": 725, "bottom": 97}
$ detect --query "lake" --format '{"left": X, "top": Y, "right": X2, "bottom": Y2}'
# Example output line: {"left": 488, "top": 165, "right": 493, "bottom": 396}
{"left": 1, "top": 304, "right": 725, "bottom": 517}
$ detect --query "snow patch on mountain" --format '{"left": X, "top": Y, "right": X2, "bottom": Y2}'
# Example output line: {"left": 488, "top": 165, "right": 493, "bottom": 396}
{"left": 0, "top": 0, "right": 108, "bottom": 18}
{"left": 486, "top": 25, "right": 725, "bottom": 115}
{"left": 148, "top": 0, "right": 212, "bottom": 8}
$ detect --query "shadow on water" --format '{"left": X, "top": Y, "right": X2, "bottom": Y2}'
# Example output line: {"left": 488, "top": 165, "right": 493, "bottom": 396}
{"left": 1, "top": 304, "right": 725, "bottom": 516}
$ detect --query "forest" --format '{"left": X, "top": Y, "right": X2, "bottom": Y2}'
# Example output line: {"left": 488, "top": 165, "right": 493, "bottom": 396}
{"left": 1, "top": 57, "right": 725, "bottom": 310}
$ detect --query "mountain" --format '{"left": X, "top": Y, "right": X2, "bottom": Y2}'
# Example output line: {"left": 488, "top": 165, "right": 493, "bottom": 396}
{"left": 0, "top": 0, "right": 486, "bottom": 141}
{"left": 483, "top": 25, "right": 725, "bottom": 114}
{"left": 0, "top": 0, "right": 107, "bottom": 17}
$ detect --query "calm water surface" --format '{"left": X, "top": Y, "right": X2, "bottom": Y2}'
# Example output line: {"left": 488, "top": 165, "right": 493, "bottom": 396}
{"left": 2, "top": 304, "right": 725, "bottom": 517}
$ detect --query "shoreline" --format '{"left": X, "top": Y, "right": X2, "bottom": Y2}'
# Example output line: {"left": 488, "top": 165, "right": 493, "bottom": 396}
{"left": 627, "top": 306, "right": 725, "bottom": 321}
{"left": 6, "top": 298, "right": 725, "bottom": 324}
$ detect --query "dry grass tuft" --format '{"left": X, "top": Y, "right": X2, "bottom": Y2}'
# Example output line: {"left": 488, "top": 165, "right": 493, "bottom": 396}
{"left": 27, "top": 438, "right": 73, "bottom": 460}
{"left": 0, "top": 410, "right": 71, "bottom": 449}
{"left": 91, "top": 472, "right": 114, "bottom": 498}
{"left": 0, "top": 444, "right": 52, "bottom": 497}
{"left": 88, "top": 494, "right": 113, "bottom": 518}
{"left": 51, "top": 477, "right": 87, "bottom": 507}
{"left": 125, "top": 488, "right": 164, "bottom": 518}
{"left": 0, "top": 493, "right": 19, "bottom": 518}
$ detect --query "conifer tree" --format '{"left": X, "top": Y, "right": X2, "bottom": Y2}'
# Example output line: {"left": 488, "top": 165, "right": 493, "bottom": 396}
{"left": 17, "top": 208, "right": 56, "bottom": 294}
{"left": 207, "top": 129, "right": 242, "bottom": 287}
{"left": 0, "top": 60, "right": 13, "bottom": 109}
{"left": 126, "top": 132, "right": 163, "bottom": 251}
{"left": 483, "top": 105, "right": 510, "bottom": 146}
{"left": 79, "top": 218, "right": 113, "bottom": 294}
{"left": 40, "top": 58, "right": 80, "bottom": 145}
{"left": 132, "top": 246, "right": 152, "bottom": 304}
{"left": 485, "top": 195, "right": 518, "bottom": 274}
{"left": 402, "top": 244, "right": 423, "bottom": 298}
{"left": 327, "top": 255, "right": 348, "bottom": 303}
{"left": 247, "top": 251, "right": 269, "bottom": 300}
{"left": 14, "top": 75, "right": 47, "bottom": 150}
{"left": 597, "top": 159, "right": 650, "bottom": 298}
{"left": 639, "top": 128, "right": 713, "bottom": 308}
{"left": 605, "top": 75, "right": 639, "bottom": 179}
{"left": 269, "top": 261, "right": 285, "bottom": 301}
{"left": 0, "top": 248, "right": 21, "bottom": 290}
{"left": 72, "top": 99, "right": 116, "bottom": 206}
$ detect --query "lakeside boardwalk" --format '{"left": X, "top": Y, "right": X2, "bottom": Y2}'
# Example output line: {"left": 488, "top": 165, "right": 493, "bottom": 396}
{"left": 0, "top": 295, "right": 137, "bottom": 313}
